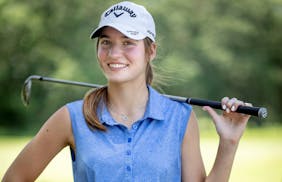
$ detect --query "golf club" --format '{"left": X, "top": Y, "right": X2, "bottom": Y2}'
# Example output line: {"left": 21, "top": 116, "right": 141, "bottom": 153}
{"left": 21, "top": 75, "right": 268, "bottom": 119}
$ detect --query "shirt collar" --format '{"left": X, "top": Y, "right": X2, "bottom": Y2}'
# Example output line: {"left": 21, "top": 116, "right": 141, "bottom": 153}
{"left": 143, "top": 85, "right": 165, "bottom": 121}
{"left": 99, "top": 85, "right": 166, "bottom": 125}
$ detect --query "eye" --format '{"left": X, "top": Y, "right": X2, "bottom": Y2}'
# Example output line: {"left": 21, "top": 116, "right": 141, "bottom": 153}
{"left": 100, "top": 39, "right": 111, "bottom": 46}
{"left": 123, "top": 40, "right": 136, "bottom": 46}
{"left": 123, "top": 41, "right": 131, "bottom": 46}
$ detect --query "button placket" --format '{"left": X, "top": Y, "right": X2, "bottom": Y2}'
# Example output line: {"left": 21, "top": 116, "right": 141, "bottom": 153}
{"left": 125, "top": 130, "right": 134, "bottom": 180}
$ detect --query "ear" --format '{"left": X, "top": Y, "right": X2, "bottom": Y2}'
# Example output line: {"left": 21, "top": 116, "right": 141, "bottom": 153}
{"left": 149, "top": 42, "right": 157, "bottom": 61}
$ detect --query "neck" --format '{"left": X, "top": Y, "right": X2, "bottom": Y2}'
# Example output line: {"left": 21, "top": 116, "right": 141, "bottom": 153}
{"left": 107, "top": 81, "right": 149, "bottom": 109}
{"left": 106, "top": 82, "right": 149, "bottom": 126}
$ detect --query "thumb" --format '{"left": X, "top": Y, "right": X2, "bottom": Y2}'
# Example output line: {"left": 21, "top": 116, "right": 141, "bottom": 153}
{"left": 202, "top": 106, "right": 221, "bottom": 124}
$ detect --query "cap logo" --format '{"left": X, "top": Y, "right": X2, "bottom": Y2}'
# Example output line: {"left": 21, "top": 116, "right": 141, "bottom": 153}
{"left": 105, "top": 5, "right": 137, "bottom": 18}
{"left": 127, "top": 30, "right": 139, "bottom": 35}
{"left": 114, "top": 12, "right": 124, "bottom": 18}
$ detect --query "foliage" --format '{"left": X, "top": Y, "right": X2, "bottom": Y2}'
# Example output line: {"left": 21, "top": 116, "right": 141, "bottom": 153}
{"left": 0, "top": 0, "right": 281, "bottom": 133}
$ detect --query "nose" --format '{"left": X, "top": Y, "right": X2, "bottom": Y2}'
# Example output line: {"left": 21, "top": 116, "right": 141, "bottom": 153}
{"left": 108, "top": 44, "right": 123, "bottom": 59}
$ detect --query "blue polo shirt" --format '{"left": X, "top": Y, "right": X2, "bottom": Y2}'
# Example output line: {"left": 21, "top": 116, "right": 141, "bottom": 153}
{"left": 67, "top": 86, "right": 192, "bottom": 182}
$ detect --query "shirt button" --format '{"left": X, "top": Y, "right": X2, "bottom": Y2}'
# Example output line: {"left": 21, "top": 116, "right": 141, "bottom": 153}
{"left": 126, "top": 150, "right": 131, "bottom": 155}
{"left": 128, "top": 138, "right": 132, "bottom": 143}
{"left": 126, "top": 166, "right": 131, "bottom": 171}
{"left": 132, "top": 124, "right": 138, "bottom": 130}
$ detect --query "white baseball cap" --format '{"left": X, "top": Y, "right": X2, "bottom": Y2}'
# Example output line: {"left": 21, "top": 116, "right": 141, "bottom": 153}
{"left": 90, "top": 1, "right": 156, "bottom": 42}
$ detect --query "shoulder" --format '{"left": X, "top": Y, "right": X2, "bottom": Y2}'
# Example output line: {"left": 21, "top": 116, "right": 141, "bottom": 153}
{"left": 65, "top": 99, "right": 85, "bottom": 122}
{"left": 65, "top": 100, "right": 90, "bottom": 135}
{"left": 65, "top": 100, "right": 84, "bottom": 116}
{"left": 47, "top": 105, "right": 73, "bottom": 131}
{"left": 163, "top": 95, "right": 192, "bottom": 116}
{"left": 66, "top": 100, "right": 83, "bottom": 109}
{"left": 149, "top": 86, "right": 191, "bottom": 109}
{"left": 161, "top": 94, "right": 194, "bottom": 141}
{"left": 31, "top": 104, "right": 74, "bottom": 150}
{"left": 38, "top": 104, "right": 75, "bottom": 153}
{"left": 148, "top": 86, "right": 192, "bottom": 117}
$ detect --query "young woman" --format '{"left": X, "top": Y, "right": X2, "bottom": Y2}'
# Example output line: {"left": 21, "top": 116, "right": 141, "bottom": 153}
{"left": 2, "top": 1, "right": 251, "bottom": 181}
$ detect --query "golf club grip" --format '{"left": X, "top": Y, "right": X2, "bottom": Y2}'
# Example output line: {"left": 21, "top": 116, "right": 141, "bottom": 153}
{"left": 186, "top": 98, "right": 267, "bottom": 118}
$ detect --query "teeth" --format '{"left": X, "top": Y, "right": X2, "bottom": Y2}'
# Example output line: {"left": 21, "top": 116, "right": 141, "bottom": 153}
{"left": 109, "top": 63, "right": 127, "bottom": 68}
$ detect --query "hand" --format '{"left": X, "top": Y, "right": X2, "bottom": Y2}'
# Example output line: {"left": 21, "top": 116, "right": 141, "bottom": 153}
{"left": 203, "top": 97, "right": 252, "bottom": 144}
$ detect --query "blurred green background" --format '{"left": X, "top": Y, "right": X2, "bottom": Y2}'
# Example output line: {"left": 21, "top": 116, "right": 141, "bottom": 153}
{"left": 0, "top": 0, "right": 281, "bottom": 181}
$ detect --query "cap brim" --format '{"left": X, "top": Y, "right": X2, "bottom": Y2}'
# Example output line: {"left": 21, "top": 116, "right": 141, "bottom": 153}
{"left": 90, "top": 23, "right": 146, "bottom": 40}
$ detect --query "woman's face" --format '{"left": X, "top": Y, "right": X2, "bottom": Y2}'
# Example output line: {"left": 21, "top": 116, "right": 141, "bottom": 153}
{"left": 97, "top": 27, "right": 149, "bottom": 85}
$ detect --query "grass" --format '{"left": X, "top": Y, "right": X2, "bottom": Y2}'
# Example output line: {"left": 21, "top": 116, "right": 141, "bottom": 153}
{"left": 0, "top": 137, "right": 73, "bottom": 181}
{"left": 1, "top": 123, "right": 282, "bottom": 181}
{"left": 199, "top": 117, "right": 282, "bottom": 182}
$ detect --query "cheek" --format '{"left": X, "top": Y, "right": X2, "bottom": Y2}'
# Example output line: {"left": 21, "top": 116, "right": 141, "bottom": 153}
{"left": 128, "top": 47, "right": 147, "bottom": 63}
{"left": 97, "top": 48, "right": 105, "bottom": 61}
{"left": 96, "top": 49, "right": 108, "bottom": 69}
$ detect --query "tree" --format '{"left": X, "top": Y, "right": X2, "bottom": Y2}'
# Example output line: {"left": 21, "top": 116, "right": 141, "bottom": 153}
{"left": 0, "top": 0, "right": 281, "bottom": 134}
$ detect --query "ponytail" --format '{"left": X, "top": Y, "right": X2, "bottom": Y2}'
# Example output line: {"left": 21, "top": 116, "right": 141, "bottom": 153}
{"left": 83, "top": 87, "right": 107, "bottom": 131}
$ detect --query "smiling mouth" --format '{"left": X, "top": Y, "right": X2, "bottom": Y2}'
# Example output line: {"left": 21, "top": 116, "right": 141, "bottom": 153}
{"left": 108, "top": 63, "right": 128, "bottom": 69}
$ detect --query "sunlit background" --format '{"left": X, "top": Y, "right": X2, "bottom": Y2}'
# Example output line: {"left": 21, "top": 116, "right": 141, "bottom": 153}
{"left": 0, "top": 0, "right": 281, "bottom": 181}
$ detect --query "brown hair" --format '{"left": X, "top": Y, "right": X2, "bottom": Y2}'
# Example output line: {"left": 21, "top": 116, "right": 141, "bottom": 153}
{"left": 83, "top": 37, "right": 155, "bottom": 131}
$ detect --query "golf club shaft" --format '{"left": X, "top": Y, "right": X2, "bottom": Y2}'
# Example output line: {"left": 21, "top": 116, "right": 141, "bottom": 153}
{"left": 23, "top": 75, "right": 267, "bottom": 118}
{"left": 27, "top": 75, "right": 102, "bottom": 88}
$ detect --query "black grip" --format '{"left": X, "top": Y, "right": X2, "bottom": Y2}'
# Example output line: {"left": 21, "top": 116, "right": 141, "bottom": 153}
{"left": 186, "top": 98, "right": 267, "bottom": 119}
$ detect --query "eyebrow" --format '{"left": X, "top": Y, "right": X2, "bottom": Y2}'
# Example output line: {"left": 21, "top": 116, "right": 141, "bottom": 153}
{"left": 99, "top": 35, "right": 108, "bottom": 39}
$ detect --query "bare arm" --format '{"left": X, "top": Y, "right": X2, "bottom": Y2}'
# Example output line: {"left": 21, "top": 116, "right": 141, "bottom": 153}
{"left": 182, "top": 98, "right": 251, "bottom": 182}
{"left": 2, "top": 106, "right": 74, "bottom": 182}
{"left": 203, "top": 97, "right": 251, "bottom": 182}
{"left": 181, "top": 111, "right": 206, "bottom": 182}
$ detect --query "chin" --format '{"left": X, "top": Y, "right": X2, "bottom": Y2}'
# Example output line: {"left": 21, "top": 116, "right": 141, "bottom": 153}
{"left": 107, "top": 76, "right": 130, "bottom": 84}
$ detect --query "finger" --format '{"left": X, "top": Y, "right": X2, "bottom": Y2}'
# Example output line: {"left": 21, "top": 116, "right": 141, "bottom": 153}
{"left": 231, "top": 100, "right": 244, "bottom": 112}
{"left": 202, "top": 106, "right": 221, "bottom": 123}
{"left": 225, "top": 97, "right": 237, "bottom": 113}
{"left": 227, "top": 97, "right": 237, "bottom": 108}
{"left": 244, "top": 102, "right": 253, "bottom": 107}
{"left": 221, "top": 97, "right": 229, "bottom": 111}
